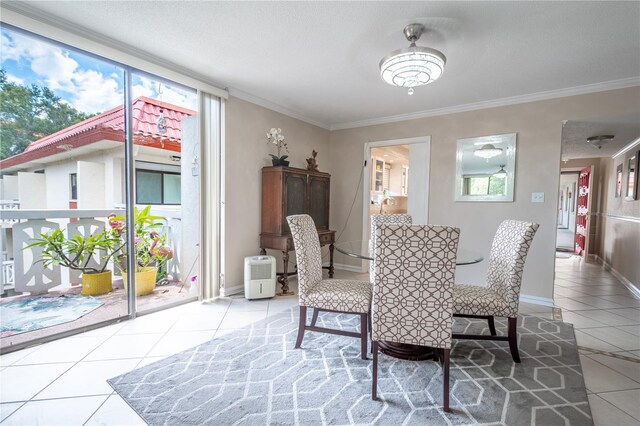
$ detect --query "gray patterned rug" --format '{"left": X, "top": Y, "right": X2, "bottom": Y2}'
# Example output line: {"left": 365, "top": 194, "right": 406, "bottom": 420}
{"left": 108, "top": 309, "right": 592, "bottom": 425}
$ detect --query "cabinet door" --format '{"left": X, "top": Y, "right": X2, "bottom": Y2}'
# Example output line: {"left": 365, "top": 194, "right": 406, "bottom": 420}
{"left": 309, "top": 175, "right": 330, "bottom": 230}
{"left": 283, "top": 172, "right": 307, "bottom": 233}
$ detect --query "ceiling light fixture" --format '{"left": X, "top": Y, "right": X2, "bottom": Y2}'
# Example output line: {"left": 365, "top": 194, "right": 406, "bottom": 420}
{"left": 474, "top": 144, "right": 503, "bottom": 159}
{"left": 493, "top": 165, "right": 507, "bottom": 178}
{"left": 379, "top": 23, "right": 446, "bottom": 95}
{"left": 586, "top": 134, "right": 614, "bottom": 149}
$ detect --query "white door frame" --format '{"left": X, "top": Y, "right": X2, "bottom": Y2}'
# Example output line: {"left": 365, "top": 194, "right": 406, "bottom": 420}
{"left": 361, "top": 136, "right": 431, "bottom": 267}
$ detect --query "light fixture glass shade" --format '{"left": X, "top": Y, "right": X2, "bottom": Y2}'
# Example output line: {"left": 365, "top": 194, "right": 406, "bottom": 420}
{"left": 379, "top": 46, "right": 446, "bottom": 89}
{"left": 493, "top": 165, "right": 507, "bottom": 178}
{"left": 156, "top": 109, "right": 167, "bottom": 135}
{"left": 474, "top": 144, "right": 503, "bottom": 159}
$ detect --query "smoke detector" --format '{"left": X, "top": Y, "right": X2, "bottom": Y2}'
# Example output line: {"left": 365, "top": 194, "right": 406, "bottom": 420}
{"left": 586, "top": 135, "right": 614, "bottom": 149}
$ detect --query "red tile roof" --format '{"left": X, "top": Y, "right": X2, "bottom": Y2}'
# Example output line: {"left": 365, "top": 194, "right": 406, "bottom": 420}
{"left": 1, "top": 97, "right": 196, "bottom": 169}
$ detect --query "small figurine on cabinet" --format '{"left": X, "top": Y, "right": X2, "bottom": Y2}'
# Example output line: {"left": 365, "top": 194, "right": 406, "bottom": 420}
{"left": 306, "top": 150, "right": 318, "bottom": 171}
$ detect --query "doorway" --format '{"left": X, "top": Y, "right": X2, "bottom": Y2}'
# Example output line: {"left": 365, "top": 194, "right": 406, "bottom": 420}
{"left": 556, "top": 171, "right": 579, "bottom": 252}
{"left": 362, "top": 136, "right": 431, "bottom": 249}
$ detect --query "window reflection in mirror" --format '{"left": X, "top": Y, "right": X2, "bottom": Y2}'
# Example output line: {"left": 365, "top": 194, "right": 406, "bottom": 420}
{"left": 455, "top": 133, "right": 517, "bottom": 202}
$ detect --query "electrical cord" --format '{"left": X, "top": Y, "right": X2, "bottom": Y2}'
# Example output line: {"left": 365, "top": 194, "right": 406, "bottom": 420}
{"left": 321, "top": 156, "right": 366, "bottom": 261}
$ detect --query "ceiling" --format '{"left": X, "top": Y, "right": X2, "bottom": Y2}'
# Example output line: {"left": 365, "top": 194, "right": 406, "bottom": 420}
{"left": 371, "top": 145, "right": 409, "bottom": 165}
{"left": 562, "top": 113, "right": 640, "bottom": 160}
{"left": 4, "top": 1, "right": 640, "bottom": 129}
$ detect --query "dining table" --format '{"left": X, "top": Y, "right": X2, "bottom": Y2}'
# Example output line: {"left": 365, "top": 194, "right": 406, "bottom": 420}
{"left": 334, "top": 239, "right": 484, "bottom": 361}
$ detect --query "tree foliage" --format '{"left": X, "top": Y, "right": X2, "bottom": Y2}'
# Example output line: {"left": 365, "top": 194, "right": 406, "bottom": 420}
{"left": 0, "top": 69, "right": 93, "bottom": 160}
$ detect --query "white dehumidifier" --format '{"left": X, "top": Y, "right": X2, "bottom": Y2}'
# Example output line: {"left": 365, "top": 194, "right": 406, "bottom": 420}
{"left": 244, "top": 255, "right": 276, "bottom": 299}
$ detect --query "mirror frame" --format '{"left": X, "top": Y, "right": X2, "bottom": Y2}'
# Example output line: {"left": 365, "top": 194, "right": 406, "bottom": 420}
{"left": 455, "top": 133, "right": 517, "bottom": 202}
{"left": 625, "top": 151, "right": 639, "bottom": 201}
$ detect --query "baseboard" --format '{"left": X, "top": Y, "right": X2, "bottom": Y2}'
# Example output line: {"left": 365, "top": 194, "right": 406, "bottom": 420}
{"left": 520, "top": 294, "right": 555, "bottom": 308}
{"left": 220, "top": 285, "right": 244, "bottom": 297}
{"left": 595, "top": 255, "right": 640, "bottom": 298}
{"left": 329, "top": 262, "right": 365, "bottom": 273}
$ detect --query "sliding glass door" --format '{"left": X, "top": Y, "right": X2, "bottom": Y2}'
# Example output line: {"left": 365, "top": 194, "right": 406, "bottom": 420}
{"left": 0, "top": 23, "right": 218, "bottom": 352}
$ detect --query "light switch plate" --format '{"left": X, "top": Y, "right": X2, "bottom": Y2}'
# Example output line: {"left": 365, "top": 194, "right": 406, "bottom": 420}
{"left": 531, "top": 192, "right": 545, "bottom": 203}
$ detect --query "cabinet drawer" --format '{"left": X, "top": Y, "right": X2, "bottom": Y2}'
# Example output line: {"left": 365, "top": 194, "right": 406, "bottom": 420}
{"left": 319, "top": 233, "right": 334, "bottom": 245}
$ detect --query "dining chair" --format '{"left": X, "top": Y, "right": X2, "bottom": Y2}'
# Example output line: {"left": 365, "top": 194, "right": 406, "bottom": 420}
{"left": 452, "top": 219, "right": 539, "bottom": 363}
{"left": 287, "top": 214, "right": 372, "bottom": 359}
{"left": 369, "top": 214, "right": 412, "bottom": 280}
{"left": 371, "top": 224, "right": 460, "bottom": 412}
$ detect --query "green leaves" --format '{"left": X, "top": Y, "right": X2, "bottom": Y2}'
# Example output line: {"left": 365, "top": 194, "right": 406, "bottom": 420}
{"left": 0, "top": 69, "right": 93, "bottom": 160}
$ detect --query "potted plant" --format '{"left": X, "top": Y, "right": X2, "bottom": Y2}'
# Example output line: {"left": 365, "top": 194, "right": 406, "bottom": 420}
{"left": 266, "top": 127, "right": 289, "bottom": 166}
{"left": 26, "top": 228, "right": 123, "bottom": 296}
{"left": 109, "top": 206, "right": 173, "bottom": 296}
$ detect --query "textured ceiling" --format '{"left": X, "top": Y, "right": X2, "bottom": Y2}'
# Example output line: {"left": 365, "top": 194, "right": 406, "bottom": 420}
{"left": 562, "top": 113, "right": 640, "bottom": 160}
{"left": 4, "top": 1, "right": 640, "bottom": 128}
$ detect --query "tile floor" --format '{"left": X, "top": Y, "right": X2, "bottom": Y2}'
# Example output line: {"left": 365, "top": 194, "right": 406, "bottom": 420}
{"left": 554, "top": 256, "right": 640, "bottom": 425}
{"left": 0, "top": 262, "right": 638, "bottom": 425}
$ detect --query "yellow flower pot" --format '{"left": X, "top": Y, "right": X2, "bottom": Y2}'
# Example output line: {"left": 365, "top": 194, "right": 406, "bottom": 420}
{"left": 81, "top": 271, "right": 113, "bottom": 296}
{"left": 123, "top": 267, "right": 158, "bottom": 296}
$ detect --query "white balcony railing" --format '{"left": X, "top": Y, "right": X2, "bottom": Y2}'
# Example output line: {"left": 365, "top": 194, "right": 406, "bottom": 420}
{"left": 0, "top": 208, "right": 181, "bottom": 296}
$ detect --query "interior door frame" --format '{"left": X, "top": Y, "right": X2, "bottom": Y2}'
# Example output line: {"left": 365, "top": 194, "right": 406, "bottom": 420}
{"left": 556, "top": 170, "right": 580, "bottom": 249}
{"left": 557, "top": 166, "right": 594, "bottom": 257}
{"left": 361, "top": 136, "right": 431, "bottom": 271}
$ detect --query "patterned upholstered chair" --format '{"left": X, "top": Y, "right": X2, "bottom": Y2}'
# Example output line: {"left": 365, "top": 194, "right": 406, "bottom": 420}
{"left": 371, "top": 224, "right": 460, "bottom": 412}
{"left": 369, "top": 214, "right": 412, "bottom": 280}
{"left": 287, "top": 214, "right": 372, "bottom": 359}
{"left": 453, "top": 220, "right": 539, "bottom": 363}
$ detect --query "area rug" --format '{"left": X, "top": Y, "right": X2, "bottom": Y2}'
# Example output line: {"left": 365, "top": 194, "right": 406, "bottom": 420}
{"left": 0, "top": 294, "right": 104, "bottom": 337}
{"left": 109, "top": 309, "right": 592, "bottom": 425}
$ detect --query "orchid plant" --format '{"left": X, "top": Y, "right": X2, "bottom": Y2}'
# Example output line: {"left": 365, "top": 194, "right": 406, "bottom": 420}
{"left": 109, "top": 206, "right": 173, "bottom": 274}
{"left": 266, "top": 127, "right": 289, "bottom": 164}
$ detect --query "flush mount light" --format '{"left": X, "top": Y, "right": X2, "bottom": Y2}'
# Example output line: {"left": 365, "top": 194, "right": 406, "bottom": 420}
{"left": 379, "top": 23, "right": 446, "bottom": 95}
{"left": 493, "top": 165, "right": 507, "bottom": 178}
{"left": 586, "top": 135, "right": 614, "bottom": 149}
{"left": 474, "top": 144, "right": 503, "bottom": 159}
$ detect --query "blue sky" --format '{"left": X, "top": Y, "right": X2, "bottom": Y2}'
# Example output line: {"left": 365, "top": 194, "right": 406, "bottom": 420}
{"left": 1, "top": 26, "right": 196, "bottom": 114}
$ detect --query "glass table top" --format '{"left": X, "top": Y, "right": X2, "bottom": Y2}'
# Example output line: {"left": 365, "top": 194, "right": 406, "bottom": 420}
{"left": 334, "top": 240, "right": 484, "bottom": 265}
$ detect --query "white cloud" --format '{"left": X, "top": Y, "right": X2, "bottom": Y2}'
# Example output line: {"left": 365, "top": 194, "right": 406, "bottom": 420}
{"left": 1, "top": 29, "right": 123, "bottom": 113}
{"left": 132, "top": 76, "right": 197, "bottom": 110}
{"left": 2, "top": 29, "right": 196, "bottom": 113}
{"left": 5, "top": 73, "right": 24, "bottom": 85}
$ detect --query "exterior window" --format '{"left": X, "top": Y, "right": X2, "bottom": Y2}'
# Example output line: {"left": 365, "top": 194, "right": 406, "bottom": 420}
{"left": 70, "top": 173, "right": 77, "bottom": 200}
{"left": 136, "top": 169, "right": 180, "bottom": 205}
{"left": 463, "top": 176, "right": 506, "bottom": 196}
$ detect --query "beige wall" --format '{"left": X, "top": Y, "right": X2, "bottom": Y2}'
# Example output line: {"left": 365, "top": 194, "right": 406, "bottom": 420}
{"left": 223, "top": 96, "right": 330, "bottom": 291}
{"left": 327, "top": 87, "right": 640, "bottom": 302}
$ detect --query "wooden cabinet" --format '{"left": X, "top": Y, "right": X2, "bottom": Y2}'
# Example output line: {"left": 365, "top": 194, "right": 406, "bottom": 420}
{"left": 260, "top": 166, "right": 335, "bottom": 295}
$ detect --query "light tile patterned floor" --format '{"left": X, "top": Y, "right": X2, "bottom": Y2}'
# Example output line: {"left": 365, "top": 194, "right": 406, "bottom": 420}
{"left": 0, "top": 263, "right": 638, "bottom": 425}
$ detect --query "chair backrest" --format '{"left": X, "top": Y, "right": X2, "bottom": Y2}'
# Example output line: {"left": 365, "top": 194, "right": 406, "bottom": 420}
{"left": 486, "top": 220, "right": 540, "bottom": 317}
{"left": 286, "top": 214, "right": 322, "bottom": 302}
{"left": 369, "top": 214, "right": 412, "bottom": 280}
{"left": 372, "top": 224, "right": 460, "bottom": 349}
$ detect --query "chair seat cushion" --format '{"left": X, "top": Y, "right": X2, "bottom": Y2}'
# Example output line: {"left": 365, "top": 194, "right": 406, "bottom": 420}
{"left": 304, "top": 279, "right": 371, "bottom": 313}
{"left": 454, "top": 284, "right": 512, "bottom": 317}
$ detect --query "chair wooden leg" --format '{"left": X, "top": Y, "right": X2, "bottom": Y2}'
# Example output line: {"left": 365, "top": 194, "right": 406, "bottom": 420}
{"left": 487, "top": 316, "right": 497, "bottom": 336}
{"left": 443, "top": 348, "right": 450, "bottom": 413}
{"left": 372, "top": 341, "right": 379, "bottom": 400}
{"left": 295, "top": 306, "right": 307, "bottom": 349}
{"left": 360, "top": 313, "right": 368, "bottom": 360}
{"left": 508, "top": 317, "right": 521, "bottom": 363}
{"left": 368, "top": 312, "right": 373, "bottom": 354}
{"left": 311, "top": 308, "right": 320, "bottom": 326}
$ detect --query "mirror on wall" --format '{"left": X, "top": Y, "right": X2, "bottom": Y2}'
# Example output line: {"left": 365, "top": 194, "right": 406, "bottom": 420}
{"left": 626, "top": 151, "right": 638, "bottom": 201}
{"left": 455, "top": 133, "right": 517, "bottom": 202}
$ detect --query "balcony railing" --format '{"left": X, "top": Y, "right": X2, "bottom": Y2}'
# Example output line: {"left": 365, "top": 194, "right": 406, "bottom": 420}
{"left": 0, "top": 208, "right": 182, "bottom": 296}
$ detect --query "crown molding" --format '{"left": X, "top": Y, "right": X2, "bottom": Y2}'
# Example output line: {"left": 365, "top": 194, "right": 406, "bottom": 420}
{"left": 612, "top": 136, "right": 640, "bottom": 159}
{"left": 330, "top": 77, "right": 640, "bottom": 131}
{"left": 227, "top": 88, "right": 330, "bottom": 130}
